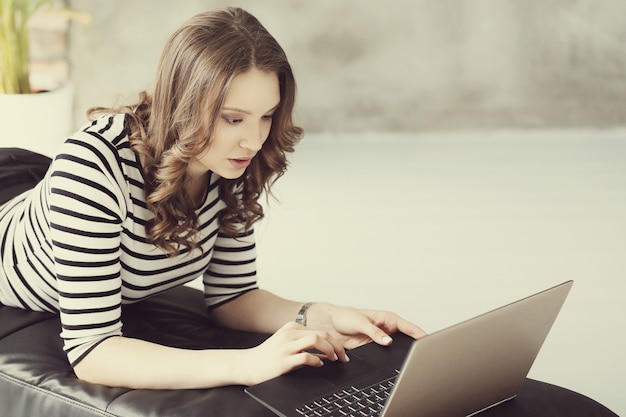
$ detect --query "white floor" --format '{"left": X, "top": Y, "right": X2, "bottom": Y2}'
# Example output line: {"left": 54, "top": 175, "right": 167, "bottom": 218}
{"left": 243, "top": 129, "right": 625, "bottom": 415}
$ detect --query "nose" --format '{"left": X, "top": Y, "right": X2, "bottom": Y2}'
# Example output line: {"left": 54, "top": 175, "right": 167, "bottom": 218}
{"left": 239, "top": 122, "right": 266, "bottom": 152}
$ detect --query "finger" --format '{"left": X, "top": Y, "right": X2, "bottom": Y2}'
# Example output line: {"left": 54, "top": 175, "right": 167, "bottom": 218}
{"left": 363, "top": 310, "right": 428, "bottom": 340}
{"left": 289, "top": 352, "right": 324, "bottom": 369}
{"left": 315, "top": 330, "right": 350, "bottom": 362}
{"left": 365, "top": 323, "right": 394, "bottom": 346}
{"left": 279, "top": 321, "right": 305, "bottom": 332}
{"left": 326, "top": 334, "right": 350, "bottom": 363}
{"left": 299, "top": 332, "right": 341, "bottom": 361}
{"left": 292, "top": 331, "right": 346, "bottom": 362}
{"left": 288, "top": 321, "right": 348, "bottom": 361}
{"left": 396, "top": 317, "right": 428, "bottom": 339}
{"left": 381, "top": 313, "right": 427, "bottom": 339}
{"left": 340, "top": 312, "right": 393, "bottom": 346}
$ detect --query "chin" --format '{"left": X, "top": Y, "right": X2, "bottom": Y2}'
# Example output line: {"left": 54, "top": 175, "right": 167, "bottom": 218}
{"left": 215, "top": 169, "right": 246, "bottom": 180}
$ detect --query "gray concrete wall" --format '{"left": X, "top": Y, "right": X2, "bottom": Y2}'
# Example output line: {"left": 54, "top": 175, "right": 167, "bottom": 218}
{"left": 68, "top": 0, "right": 626, "bottom": 132}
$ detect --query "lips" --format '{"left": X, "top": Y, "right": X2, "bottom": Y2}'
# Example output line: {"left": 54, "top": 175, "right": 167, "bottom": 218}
{"left": 228, "top": 157, "right": 253, "bottom": 169}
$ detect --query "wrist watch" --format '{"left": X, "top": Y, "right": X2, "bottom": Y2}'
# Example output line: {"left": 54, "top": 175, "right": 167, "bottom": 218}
{"left": 295, "top": 302, "right": 315, "bottom": 326}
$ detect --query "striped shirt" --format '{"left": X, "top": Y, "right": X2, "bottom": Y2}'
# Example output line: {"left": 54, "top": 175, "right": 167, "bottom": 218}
{"left": 0, "top": 114, "right": 258, "bottom": 366}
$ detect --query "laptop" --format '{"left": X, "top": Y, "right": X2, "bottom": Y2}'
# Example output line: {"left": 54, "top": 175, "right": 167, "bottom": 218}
{"left": 245, "top": 280, "right": 573, "bottom": 417}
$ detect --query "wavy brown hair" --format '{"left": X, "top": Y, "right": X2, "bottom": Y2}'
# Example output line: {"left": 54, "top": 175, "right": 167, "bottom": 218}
{"left": 89, "top": 8, "right": 303, "bottom": 255}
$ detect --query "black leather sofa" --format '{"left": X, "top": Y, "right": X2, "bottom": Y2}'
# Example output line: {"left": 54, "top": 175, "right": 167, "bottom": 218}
{"left": 0, "top": 148, "right": 52, "bottom": 206}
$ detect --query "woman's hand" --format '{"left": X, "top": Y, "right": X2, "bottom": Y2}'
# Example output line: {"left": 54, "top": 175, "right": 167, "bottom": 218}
{"left": 305, "top": 303, "right": 427, "bottom": 350}
{"left": 212, "top": 290, "right": 426, "bottom": 386}
{"left": 239, "top": 321, "right": 350, "bottom": 386}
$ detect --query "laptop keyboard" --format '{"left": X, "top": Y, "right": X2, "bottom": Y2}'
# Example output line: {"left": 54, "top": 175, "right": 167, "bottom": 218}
{"left": 295, "top": 370, "right": 399, "bottom": 417}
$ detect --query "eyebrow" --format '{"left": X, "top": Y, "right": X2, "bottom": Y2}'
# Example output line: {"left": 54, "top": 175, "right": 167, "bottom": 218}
{"left": 222, "top": 103, "right": 280, "bottom": 115}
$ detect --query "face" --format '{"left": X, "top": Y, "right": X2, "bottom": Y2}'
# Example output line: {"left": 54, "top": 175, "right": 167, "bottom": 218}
{"left": 189, "top": 68, "right": 281, "bottom": 179}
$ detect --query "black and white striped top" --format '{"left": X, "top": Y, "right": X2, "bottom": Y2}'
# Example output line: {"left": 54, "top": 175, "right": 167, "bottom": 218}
{"left": 0, "top": 114, "right": 258, "bottom": 366}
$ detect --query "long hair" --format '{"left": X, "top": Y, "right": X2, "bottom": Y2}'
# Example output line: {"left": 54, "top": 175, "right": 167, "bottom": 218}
{"left": 89, "top": 8, "right": 302, "bottom": 255}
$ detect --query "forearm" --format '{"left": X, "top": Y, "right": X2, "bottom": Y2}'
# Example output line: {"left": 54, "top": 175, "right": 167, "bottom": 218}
{"left": 72, "top": 291, "right": 426, "bottom": 389}
{"left": 74, "top": 336, "right": 252, "bottom": 389}
{"left": 211, "top": 289, "right": 305, "bottom": 333}
{"left": 73, "top": 291, "right": 325, "bottom": 389}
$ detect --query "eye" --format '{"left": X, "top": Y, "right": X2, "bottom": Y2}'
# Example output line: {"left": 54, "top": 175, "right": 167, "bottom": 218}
{"left": 262, "top": 113, "right": 274, "bottom": 122}
{"left": 223, "top": 116, "right": 243, "bottom": 125}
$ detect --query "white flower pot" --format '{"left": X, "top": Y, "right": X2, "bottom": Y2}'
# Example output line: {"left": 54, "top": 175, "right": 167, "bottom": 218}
{"left": 0, "top": 82, "right": 74, "bottom": 158}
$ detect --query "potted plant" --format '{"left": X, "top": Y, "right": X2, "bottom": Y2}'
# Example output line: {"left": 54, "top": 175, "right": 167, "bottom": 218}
{"left": 1, "top": 0, "right": 42, "bottom": 94}
{"left": 0, "top": 0, "right": 88, "bottom": 157}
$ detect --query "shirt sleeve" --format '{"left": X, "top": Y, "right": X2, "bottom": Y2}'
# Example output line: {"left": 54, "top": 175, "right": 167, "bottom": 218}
{"left": 47, "top": 119, "right": 127, "bottom": 366}
{"left": 203, "top": 227, "right": 259, "bottom": 309}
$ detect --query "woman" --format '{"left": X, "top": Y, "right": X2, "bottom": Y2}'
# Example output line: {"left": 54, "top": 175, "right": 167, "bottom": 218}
{"left": 0, "top": 7, "right": 425, "bottom": 389}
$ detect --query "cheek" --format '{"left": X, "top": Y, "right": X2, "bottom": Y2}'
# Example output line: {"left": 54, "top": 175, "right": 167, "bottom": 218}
{"left": 208, "top": 131, "right": 237, "bottom": 153}
{"left": 262, "top": 122, "right": 273, "bottom": 142}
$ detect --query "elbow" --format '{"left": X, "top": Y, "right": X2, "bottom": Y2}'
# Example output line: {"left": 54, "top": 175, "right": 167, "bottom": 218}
{"left": 73, "top": 355, "right": 105, "bottom": 385}
{"left": 70, "top": 336, "right": 121, "bottom": 387}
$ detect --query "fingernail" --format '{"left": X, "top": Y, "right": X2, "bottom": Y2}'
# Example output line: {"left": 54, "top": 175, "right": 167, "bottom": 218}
{"left": 333, "top": 353, "right": 338, "bottom": 361}
{"left": 344, "top": 354, "right": 350, "bottom": 362}
{"left": 382, "top": 336, "right": 392, "bottom": 345}
{"left": 319, "top": 359, "right": 325, "bottom": 366}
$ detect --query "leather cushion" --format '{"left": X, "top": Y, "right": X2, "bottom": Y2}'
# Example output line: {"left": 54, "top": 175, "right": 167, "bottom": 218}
{"left": 0, "top": 147, "right": 51, "bottom": 205}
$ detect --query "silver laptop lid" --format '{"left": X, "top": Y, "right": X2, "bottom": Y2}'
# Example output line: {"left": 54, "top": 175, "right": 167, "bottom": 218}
{"left": 382, "top": 280, "right": 573, "bottom": 417}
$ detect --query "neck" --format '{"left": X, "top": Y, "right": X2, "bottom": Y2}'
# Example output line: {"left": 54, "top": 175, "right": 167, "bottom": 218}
{"left": 186, "top": 171, "right": 210, "bottom": 208}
